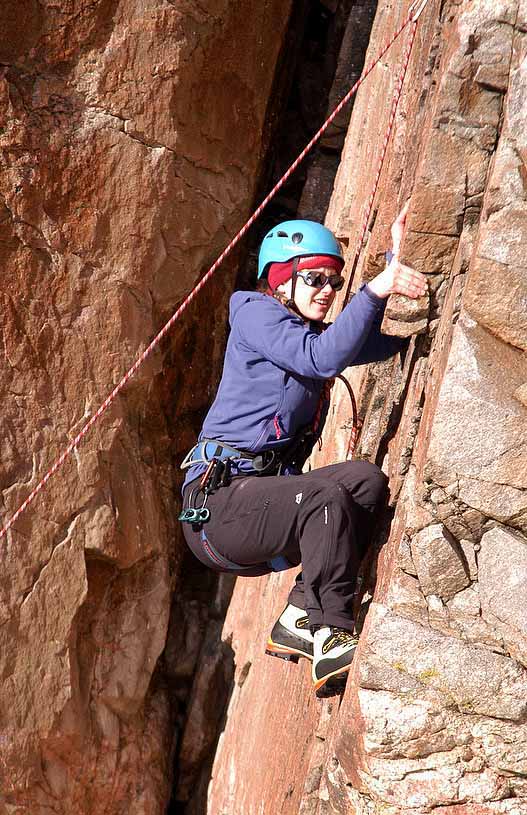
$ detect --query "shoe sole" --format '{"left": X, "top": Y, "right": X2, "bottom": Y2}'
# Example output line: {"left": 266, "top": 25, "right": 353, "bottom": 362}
{"left": 265, "top": 637, "right": 313, "bottom": 663}
{"left": 315, "top": 673, "right": 348, "bottom": 698}
{"left": 313, "top": 663, "right": 351, "bottom": 692}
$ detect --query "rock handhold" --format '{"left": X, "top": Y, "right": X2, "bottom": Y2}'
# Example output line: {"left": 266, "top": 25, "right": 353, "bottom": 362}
{"left": 515, "top": 383, "right": 527, "bottom": 408}
{"left": 382, "top": 291, "right": 429, "bottom": 337}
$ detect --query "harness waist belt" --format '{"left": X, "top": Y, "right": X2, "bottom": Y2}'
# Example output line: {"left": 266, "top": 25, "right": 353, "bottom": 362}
{"left": 181, "top": 437, "right": 281, "bottom": 476}
{"left": 181, "top": 438, "right": 257, "bottom": 469}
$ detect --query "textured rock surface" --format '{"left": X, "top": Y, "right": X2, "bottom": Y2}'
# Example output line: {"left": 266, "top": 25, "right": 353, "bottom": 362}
{"left": 410, "top": 523, "right": 471, "bottom": 600}
{"left": 3, "top": 0, "right": 527, "bottom": 812}
{"left": 207, "top": 1, "right": 527, "bottom": 813}
{"left": 0, "top": 1, "right": 292, "bottom": 811}
{"left": 479, "top": 526, "right": 527, "bottom": 666}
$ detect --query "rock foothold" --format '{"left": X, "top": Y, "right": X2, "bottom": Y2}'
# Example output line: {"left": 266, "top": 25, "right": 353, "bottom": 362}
{"left": 410, "top": 523, "right": 471, "bottom": 600}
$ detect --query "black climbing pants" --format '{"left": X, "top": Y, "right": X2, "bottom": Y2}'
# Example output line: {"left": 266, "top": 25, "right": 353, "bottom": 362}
{"left": 181, "top": 460, "right": 388, "bottom": 630}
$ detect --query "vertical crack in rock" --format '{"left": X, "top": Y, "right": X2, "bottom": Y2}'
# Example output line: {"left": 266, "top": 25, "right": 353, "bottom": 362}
{"left": 199, "top": 1, "right": 527, "bottom": 814}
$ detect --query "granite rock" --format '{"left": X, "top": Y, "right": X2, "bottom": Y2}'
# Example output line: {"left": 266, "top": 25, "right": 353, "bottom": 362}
{"left": 410, "top": 523, "right": 471, "bottom": 600}
{"left": 206, "top": 4, "right": 527, "bottom": 810}
{"left": 479, "top": 526, "right": 527, "bottom": 666}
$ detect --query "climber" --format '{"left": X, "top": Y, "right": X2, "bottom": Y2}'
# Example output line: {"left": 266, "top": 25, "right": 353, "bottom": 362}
{"left": 179, "top": 201, "right": 427, "bottom": 692}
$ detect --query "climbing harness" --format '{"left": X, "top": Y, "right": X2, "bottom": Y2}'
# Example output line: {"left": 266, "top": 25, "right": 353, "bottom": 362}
{"left": 180, "top": 438, "right": 277, "bottom": 476}
{"left": 178, "top": 440, "right": 276, "bottom": 529}
{"left": 181, "top": 473, "right": 292, "bottom": 573}
{"left": 179, "top": 454, "right": 233, "bottom": 525}
{"left": 0, "top": 0, "right": 430, "bottom": 541}
{"left": 178, "top": 370, "right": 353, "bottom": 528}
{"left": 178, "top": 437, "right": 286, "bottom": 534}
{"left": 179, "top": 460, "right": 293, "bottom": 573}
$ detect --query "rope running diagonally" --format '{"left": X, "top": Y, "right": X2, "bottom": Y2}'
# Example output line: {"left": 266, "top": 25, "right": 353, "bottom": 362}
{"left": 0, "top": 0, "right": 431, "bottom": 541}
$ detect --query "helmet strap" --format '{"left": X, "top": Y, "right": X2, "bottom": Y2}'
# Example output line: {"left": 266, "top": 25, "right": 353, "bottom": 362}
{"left": 285, "top": 257, "right": 300, "bottom": 314}
{"left": 271, "top": 257, "right": 305, "bottom": 320}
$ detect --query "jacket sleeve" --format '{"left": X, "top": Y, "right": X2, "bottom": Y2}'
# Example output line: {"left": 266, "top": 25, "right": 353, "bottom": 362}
{"left": 235, "top": 285, "right": 398, "bottom": 379}
{"left": 351, "top": 286, "right": 408, "bottom": 365}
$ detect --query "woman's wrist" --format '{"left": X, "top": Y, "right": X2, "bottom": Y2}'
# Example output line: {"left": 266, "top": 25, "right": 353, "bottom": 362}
{"left": 365, "top": 268, "right": 392, "bottom": 299}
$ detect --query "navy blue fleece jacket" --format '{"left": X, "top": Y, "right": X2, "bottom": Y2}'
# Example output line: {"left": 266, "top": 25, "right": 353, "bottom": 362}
{"left": 183, "top": 283, "right": 405, "bottom": 487}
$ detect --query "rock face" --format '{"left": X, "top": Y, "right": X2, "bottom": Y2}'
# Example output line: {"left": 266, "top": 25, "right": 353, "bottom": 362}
{"left": 3, "top": 0, "right": 527, "bottom": 812}
{"left": 0, "top": 1, "right": 292, "bottom": 812}
{"left": 207, "top": 1, "right": 527, "bottom": 813}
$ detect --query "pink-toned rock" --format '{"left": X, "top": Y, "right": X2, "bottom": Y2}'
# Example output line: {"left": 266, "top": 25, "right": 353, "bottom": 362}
{"left": 464, "top": 53, "right": 527, "bottom": 352}
{"left": 0, "top": 0, "right": 293, "bottom": 810}
{"left": 360, "top": 608, "right": 527, "bottom": 721}
{"left": 207, "top": 572, "right": 328, "bottom": 815}
{"left": 384, "top": 566, "right": 428, "bottom": 624}
{"left": 515, "top": 384, "right": 527, "bottom": 408}
{"left": 423, "top": 311, "right": 527, "bottom": 495}
{"left": 479, "top": 526, "right": 527, "bottom": 667}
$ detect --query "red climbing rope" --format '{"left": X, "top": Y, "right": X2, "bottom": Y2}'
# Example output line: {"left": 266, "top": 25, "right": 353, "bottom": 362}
{"left": 0, "top": 0, "right": 430, "bottom": 541}
{"left": 343, "top": 16, "right": 419, "bottom": 308}
{"left": 343, "top": 15, "right": 420, "bottom": 459}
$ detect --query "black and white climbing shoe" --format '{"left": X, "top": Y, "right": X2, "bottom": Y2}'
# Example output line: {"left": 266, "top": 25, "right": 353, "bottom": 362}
{"left": 265, "top": 603, "right": 314, "bottom": 663}
{"left": 312, "top": 626, "right": 359, "bottom": 691}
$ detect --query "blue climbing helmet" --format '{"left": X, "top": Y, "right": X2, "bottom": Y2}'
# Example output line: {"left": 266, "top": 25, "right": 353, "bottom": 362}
{"left": 257, "top": 220, "right": 344, "bottom": 279}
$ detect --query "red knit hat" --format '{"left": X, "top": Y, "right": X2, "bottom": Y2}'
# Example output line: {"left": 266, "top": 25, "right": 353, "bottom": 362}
{"left": 267, "top": 254, "right": 344, "bottom": 291}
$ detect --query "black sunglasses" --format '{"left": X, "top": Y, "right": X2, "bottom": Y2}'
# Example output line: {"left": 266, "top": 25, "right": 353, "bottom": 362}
{"left": 296, "top": 270, "right": 345, "bottom": 291}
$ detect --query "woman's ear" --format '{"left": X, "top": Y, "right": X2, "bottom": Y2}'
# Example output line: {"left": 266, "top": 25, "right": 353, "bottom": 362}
{"left": 276, "top": 279, "right": 292, "bottom": 297}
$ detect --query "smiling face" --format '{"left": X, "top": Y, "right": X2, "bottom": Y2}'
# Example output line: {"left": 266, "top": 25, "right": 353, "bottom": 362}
{"left": 277, "top": 267, "right": 338, "bottom": 321}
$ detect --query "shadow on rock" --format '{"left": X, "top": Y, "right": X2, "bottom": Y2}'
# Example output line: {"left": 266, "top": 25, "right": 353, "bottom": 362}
{"left": 166, "top": 551, "right": 236, "bottom": 815}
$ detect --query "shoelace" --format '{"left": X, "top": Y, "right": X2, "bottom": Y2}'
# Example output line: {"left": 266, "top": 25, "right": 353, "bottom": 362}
{"left": 331, "top": 628, "right": 359, "bottom": 647}
{"left": 296, "top": 616, "right": 311, "bottom": 630}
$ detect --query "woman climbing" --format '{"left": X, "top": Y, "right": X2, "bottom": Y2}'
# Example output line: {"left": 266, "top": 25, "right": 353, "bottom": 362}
{"left": 179, "top": 201, "right": 427, "bottom": 692}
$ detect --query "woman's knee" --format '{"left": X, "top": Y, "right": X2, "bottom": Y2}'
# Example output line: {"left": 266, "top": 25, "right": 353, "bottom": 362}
{"left": 301, "top": 462, "right": 388, "bottom": 510}
{"left": 339, "top": 460, "right": 388, "bottom": 505}
{"left": 360, "top": 460, "right": 387, "bottom": 484}
{"left": 301, "top": 479, "right": 353, "bottom": 515}
{"left": 361, "top": 462, "right": 388, "bottom": 503}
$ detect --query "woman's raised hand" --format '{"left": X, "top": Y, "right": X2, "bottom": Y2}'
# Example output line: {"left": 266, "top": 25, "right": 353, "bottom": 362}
{"left": 366, "top": 200, "right": 428, "bottom": 300}
{"left": 391, "top": 198, "right": 410, "bottom": 258}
